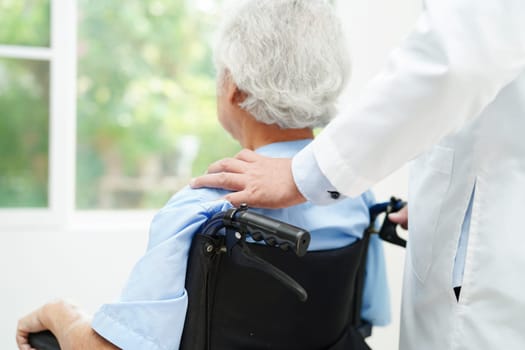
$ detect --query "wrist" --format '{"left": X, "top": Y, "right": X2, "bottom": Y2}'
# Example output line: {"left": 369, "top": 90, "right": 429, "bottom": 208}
{"left": 292, "top": 143, "right": 344, "bottom": 205}
{"left": 42, "top": 300, "right": 85, "bottom": 337}
{"left": 39, "top": 302, "right": 58, "bottom": 332}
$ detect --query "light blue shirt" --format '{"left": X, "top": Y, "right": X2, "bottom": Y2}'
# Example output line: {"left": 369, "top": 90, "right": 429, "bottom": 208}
{"left": 92, "top": 139, "right": 390, "bottom": 350}
{"left": 452, "top": 184, "right": 475, "bottom": 288}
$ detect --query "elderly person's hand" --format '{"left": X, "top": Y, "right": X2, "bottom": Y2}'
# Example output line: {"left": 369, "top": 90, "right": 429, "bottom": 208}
{"left": 191, "top": 149, "right": 306, "bottom": 208}
{"left": 17, "top": 300, "right": 118, "bottom": 350}
{"left": 17, "top": 306, "right": 48, "bottom": 350}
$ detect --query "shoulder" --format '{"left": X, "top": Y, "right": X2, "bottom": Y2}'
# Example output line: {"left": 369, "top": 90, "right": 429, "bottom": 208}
{"left": 150, "top": 186, "right": 232, "bottom": 231}
{"left": 147, "top": 186, "right": 232, "bottom": 249}
{"left": 158, "top": 186, "right": 231, "bottom": 214}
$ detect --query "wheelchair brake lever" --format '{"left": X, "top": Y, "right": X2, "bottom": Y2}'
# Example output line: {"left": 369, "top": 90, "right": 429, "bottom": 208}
{"left": 228, "top": 233, "right": 308, "bottom": 302}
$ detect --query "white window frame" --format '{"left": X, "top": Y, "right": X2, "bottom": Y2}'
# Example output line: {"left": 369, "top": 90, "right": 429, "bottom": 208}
{"left": 0, "top": 1, "right": 155, "bottom": 232}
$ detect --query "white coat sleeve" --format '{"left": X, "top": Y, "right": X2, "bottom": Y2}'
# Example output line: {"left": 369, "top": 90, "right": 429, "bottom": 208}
{"left": 302, "top": 0, "right": 525, "bottom": 198}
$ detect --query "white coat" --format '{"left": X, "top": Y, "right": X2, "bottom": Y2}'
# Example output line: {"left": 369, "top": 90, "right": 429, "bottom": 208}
{"left": 310, "top": 0, "right": 525, "bottom": 348}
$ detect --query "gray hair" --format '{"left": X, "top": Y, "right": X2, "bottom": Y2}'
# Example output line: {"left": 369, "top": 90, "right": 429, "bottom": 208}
{"left": 214, "top": 0, "right": 351, "bottom": 129}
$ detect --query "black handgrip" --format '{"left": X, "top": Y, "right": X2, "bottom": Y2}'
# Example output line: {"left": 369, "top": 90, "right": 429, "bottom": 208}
{"left": 28, "top": 330, "right": 61, "bottom": 350}
{"left": 225, "top": 208, "right": 311, "bottom": 257}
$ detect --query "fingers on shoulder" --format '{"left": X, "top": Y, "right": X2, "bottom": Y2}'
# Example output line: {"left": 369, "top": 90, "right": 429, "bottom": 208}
{"left": 192, "top": 173, "right": 246, "bottom": 191}
{"left": 208, "top": 157, "right": 248, "bottom": 174}
{"left": 224, "top": 190, "right": 254, "bottom": 207}
{"left": 235, "top": 149, "right": 260, "bottom": 162}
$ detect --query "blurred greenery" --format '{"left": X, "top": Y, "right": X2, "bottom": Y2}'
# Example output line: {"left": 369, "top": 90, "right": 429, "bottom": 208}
{"left": 76, "top": 0, "right": 240, "bottom": 208}
{"left": 0, "top": 0, "right": 241, "bottom": 209}
{"left": 0, "top": 0, "right": 50, "bottom": 47}
{"left": 0, "top": 58, "right": 49, "bottom": 207}
{"left": 0, "top": 0, "right": 51, "bottom": 208}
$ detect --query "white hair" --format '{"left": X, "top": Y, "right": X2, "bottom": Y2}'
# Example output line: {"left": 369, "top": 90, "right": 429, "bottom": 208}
{"left": 214, "top": 0, "right": 351, "bottom": 129}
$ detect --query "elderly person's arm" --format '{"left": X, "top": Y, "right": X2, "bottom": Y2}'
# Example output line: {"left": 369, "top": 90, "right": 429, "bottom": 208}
{"left": 16, "top": 300, "right": 118, "bottom": 350}
{"left": 16, "top": 193, "right": 231, "bottom": 350}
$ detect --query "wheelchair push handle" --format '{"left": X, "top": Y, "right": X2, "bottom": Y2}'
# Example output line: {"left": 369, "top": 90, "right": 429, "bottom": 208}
{"left": 224, "top": 204, "right": 311, "bottom": 257}
{"left": 369, "top": 197, "right": 407, "bottom": 248}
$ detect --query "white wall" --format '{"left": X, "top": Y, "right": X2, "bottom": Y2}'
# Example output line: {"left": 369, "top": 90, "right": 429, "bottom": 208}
{"left": 1, "top": 226, "right": 149, "bottom": 349}
{"left": 1, "top": 1, "right": 421, "bottom": 349}
{"left": 335, "top": 0, "right": 422, "bottom": 348}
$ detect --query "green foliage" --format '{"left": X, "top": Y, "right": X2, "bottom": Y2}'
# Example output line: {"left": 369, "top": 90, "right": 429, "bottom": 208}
{"left": 0, "top": 1, "right": 51, "bottom": 207}
{"left": 0, "top": 0, "right": 50, "bottom": 46}
{"left": 0, "top": 1, "right": 241, "bottom": 209}
{"left": 76, "top": 0, "right": 240, "bottom": 208}
{"left": 0, "top": 58, "right": 49, "bottom": 207}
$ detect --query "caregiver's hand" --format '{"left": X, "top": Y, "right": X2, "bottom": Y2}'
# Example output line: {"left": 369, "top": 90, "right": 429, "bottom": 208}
{"left": 190, "top": 149, "right": 306, "bottom": 208}
{"left": 388, "top": 205, "right": 408, "bottom": 230}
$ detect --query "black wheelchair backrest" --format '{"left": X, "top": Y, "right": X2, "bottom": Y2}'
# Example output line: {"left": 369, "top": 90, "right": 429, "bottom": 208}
{"left": 180, "top": 199, "right": 406, "bottom": 350}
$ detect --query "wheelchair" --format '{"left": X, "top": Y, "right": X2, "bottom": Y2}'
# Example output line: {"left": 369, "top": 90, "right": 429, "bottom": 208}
{"left": 29, "top": 198, "right": 406, "bottom": 350}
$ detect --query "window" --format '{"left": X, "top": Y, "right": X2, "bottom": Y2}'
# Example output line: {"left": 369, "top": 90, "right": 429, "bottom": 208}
{"left": 76, "top": 0, "right": 239, "bottom": 209}
{"left": 0, "top": 58, "right": 50, "bottom": 207}
{"left": 1, "top": 1, "right": 239, "bottom": 228}
{"left": 0, "top": 0, "right": 51, "bottom": 47}
{"left": 0, "top": 1, "right": 51, "bottom": 208}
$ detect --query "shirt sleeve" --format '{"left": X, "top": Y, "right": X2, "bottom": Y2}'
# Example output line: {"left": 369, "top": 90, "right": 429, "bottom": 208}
{"left": 92, "top": 188, "right": 231, "bottom": 350}
{"left": 292, "top": 145, "right": 347, "bottom": 204}
{"left": 296, "top": 0, "right": 525, "bottom": 200}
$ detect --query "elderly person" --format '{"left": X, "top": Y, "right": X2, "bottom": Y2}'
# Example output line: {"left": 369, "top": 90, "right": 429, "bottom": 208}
{"left": 17, "top": 1, "right": 390, "bottom": 349}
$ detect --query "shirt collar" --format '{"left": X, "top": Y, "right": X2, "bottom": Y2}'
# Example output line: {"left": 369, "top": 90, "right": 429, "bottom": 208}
{"left": 254, "top": 139, "right": 313, "bottom": 158}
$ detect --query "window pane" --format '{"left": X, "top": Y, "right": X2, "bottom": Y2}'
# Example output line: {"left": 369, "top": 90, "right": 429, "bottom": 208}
{"left": 77, "top": 0, "right": 239, "bottom": 209}
{"left": 0, "top": 0, "right": 51, "bottom": 47}
{"left": 0, "top": 58, "right": 49, "bottom": 207}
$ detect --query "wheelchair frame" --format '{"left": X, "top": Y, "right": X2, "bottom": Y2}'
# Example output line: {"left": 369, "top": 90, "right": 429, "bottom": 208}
{"left": 28, "top": 198, "right": 406, "bottom": 350}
